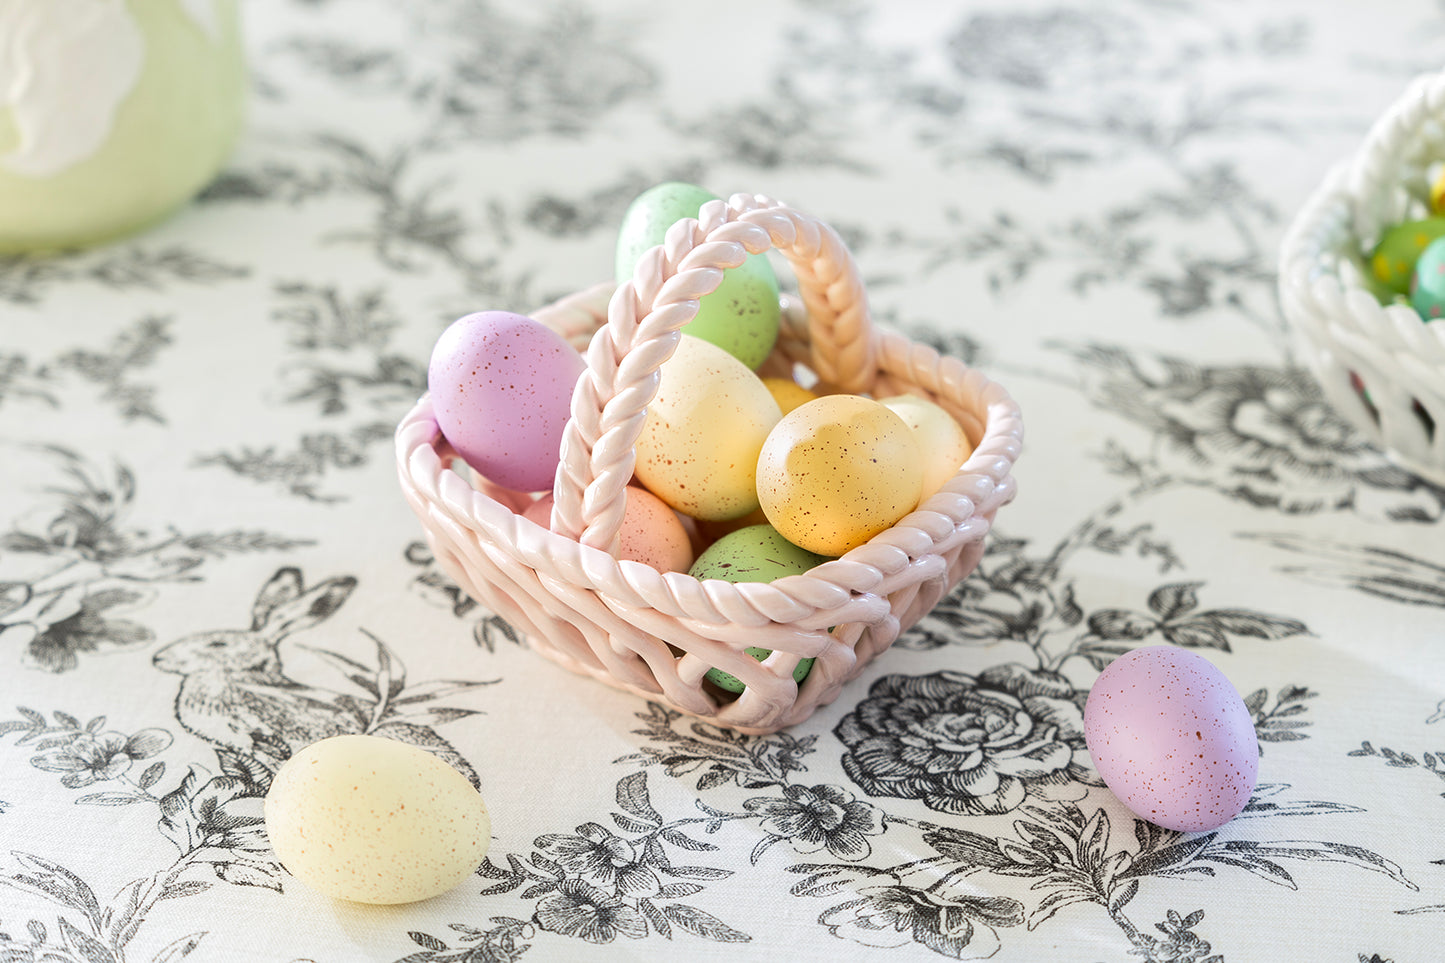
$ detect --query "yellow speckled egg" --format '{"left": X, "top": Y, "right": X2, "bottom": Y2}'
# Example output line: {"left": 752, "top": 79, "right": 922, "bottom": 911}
{"left": 264, "top": 735, "right": 490, "bottom": 905}
{"left": 761, "top": 377, "right": 818, "bottom": 415}
{"left": 757, "top": 395, "right": 923, "bottom": 555}
{"left": 880, "top": 395, "right": 974, "bottom": 499}
{"left": 635, "top": 335, "right": 782, "bottom": 521}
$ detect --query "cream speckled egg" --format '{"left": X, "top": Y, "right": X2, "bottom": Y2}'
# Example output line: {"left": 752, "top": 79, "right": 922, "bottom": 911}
{"left": 757, "top": 395, "right": 924, "bottom": 556}
{"left": 264, "top": 735, "right": 490, "bottom": 904}
{"left": 880, "top": 394, "right": 974, "bottom": 499}
{"left": 634, "top": 335, "right": 782, "bottom": 521}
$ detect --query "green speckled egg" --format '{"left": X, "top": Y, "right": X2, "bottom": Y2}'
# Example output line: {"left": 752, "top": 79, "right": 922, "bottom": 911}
{"left": 1370, "top": 217, "right": 1445, "bottom": 296}
{"left": 615, "top": 182, "right": 781, "bottom": 370}
{"left": 1411, "top": 236, "right": 1445, "bottom": 321}
{"left": 689, "top": 524, "right": 829, "bottom": 693}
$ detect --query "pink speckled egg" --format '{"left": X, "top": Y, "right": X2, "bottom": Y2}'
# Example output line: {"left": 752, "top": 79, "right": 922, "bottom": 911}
{"left": 524, "top": 486, "right": 694, "bottom": 573}
{"left": 1084, "top": 646, "right": 1258, "bottom": 832}
{"left": 428, "top": 311, "right": 586, "bottom": 492}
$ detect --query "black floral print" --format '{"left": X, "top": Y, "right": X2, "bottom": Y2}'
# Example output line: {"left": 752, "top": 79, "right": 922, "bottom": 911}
{"left": 835, "top": 666, "right": 1090, "bottom": 815}
{"left": 818, "top": 880, "right": 1025, "bottom": 958}
{"left": 6, "top": 0, "right": 1445, "bottom": 959}
{"left": 1069, "top": 346, "right": 1445, "bottom": 521}
{"left": 743, "top": 783, "right": 885, "bottom": 860}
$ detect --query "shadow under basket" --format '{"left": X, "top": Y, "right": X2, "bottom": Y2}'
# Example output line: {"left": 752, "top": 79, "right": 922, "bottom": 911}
{"left": 395, "top": 195, "right": 1024, "bottom": 734}
{"left": 1280, "top": 68, "right": 1445, "bottom": 487}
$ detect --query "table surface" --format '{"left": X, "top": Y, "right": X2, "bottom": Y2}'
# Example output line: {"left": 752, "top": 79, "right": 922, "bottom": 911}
{"left": 3, "top": 1, "right": 1444, "bottom": 961}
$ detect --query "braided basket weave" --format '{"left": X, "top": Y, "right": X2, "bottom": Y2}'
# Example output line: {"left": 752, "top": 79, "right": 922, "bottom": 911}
{"left": 396, "top": 194, "right": 1023, "bottom": 733}
{"left": 1280, "top": 69, "right": 1445, "bottom": 487}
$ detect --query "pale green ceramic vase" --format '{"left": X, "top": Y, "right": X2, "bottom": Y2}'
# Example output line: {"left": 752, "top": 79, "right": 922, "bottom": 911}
{"left": 0, "top": 0, "right": 246, "bottom": 253}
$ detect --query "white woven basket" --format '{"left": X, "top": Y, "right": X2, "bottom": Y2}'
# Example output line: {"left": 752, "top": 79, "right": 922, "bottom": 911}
{"left": 1279, "top": 69, "right": 1445, "bottom": 487}
{"left": 396, "top": 194, "right": 1023, "bottom": 734}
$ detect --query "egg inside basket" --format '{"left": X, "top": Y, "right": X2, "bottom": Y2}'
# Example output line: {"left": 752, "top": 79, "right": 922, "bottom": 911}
{"left": 395, "top": 194, "right": 1023, "bottom": 734}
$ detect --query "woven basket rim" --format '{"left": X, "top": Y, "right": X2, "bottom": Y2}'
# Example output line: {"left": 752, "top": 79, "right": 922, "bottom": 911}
{"left": 396, "top": 194, "right": 1024, "bottom": 731}
{"left": 397, "top": 291, "right": 1023, "bottom": 626}
{"left": 1279, "top": 160, "right": 1445, "bottom": 365}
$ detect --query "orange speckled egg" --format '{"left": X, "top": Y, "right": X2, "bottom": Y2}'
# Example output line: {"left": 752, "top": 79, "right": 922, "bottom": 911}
{"left": 880, "top": 394, "right": 974, "bottom": 499}
{"left": 756, "top": 395, "right": 924, "bottom": 556}
{"left": 761, "top": 376, "right": 818, "bottom": 415}
{"left": 263, "top": 735, "right": 490, "bottom": 904}
{"left": 634, "top": 335, "right": 782, "bottom": 521}
{"left": 525, "top": 487, "right": 694, "bottom": 572}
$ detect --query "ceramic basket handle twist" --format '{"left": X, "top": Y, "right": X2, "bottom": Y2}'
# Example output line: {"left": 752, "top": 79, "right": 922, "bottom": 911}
{"left": 549, "top": 195, "right": 878, "bottom": 555}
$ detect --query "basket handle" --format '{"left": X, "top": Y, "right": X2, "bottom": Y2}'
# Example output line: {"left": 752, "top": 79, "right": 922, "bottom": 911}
{"left": 549, "top": 194, "right": 878, "bottom": 555}
{"left": 1348, "top": 67, "right": 1445, "bottom": 244}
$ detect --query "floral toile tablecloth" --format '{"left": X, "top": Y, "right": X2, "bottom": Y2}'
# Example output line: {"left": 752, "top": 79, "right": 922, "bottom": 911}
{"left": 3, "top": 1, "right": 1444, "bottom": 961}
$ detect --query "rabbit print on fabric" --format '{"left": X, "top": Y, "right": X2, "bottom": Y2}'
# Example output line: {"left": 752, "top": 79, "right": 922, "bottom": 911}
{"left": 153, "top": 566, "right": 481, "bottom": 786}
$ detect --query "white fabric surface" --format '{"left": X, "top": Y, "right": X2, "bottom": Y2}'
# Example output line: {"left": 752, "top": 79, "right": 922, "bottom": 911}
{"left": 2, "top": 2, "right": 1443, "bottom": 961}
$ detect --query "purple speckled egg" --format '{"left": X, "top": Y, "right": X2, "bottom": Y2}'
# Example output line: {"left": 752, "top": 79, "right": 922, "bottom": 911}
{"left": 427, "top": 311, "right": 586, "bottom": 492}
{"left": 1084, "top": 646, "right": 1258, "bottom": 832}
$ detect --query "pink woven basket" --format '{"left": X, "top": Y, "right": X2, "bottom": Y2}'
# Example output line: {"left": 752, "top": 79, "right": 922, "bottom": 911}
{"left": 395, "top": 194, "right": 1023, "bottom": 733}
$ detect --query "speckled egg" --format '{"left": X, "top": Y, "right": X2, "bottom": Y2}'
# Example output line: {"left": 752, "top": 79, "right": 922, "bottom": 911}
{"left": 634, "top": 334, "right": 782, "bottom": 521}
{"left": 1412, "top": 236, "right": 1445, "bottom": 321}
{"left": 1370, "top": 217, "right": 1445, "bottom": 296}
{"left": 761, "top": 377, "right": 819, "bottom": 416}
{"left": 615, "top": 182, "right": 780, "bottom": 369}
{"left": 880, "top": 394, "right": 974, "bottom": 499}
{"left": 756, "top": 395, "right": 924, "bottom": 556}
{"left": 263, "top": 735, "right": 491, "bottom": 904}
{"left": 524, "top": 486, "right": 694, "bottom": 572}
{"left": 1084, "top": 646, "right": 1259, "bottom": 832}
{"left": 689, "top": 524, "right": 829, "bottom": 692}
{"left": 428, "top": 310, "right": 586, "bottom": 492}
{"left": 1431, "top": 169, "right": 1445, "bottom": 214}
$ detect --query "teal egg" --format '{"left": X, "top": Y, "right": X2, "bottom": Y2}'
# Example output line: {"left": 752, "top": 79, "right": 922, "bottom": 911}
{"left": 615, "top": 182, "right": 781, "bottom": 370}
{"left": 688, "top": 524, "right": 829, "bottom": 693}
{"left": 1411, "top": 236, "right": 1445, "bottom": 321}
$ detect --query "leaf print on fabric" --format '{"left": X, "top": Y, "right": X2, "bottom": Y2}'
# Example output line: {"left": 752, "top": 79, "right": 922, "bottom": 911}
{"left": 1075, "top": 581, "right": 1307, "bottom": 663}
{"left": 1244, "top": 686, "right": 1316, "bottom": 748}
{"left": 270, "top": 281, "right": 401, "bottom": 352}
{"left": 476, "top": 771, "right": 749, "bottom": 947}
{"left": 403, "top": 540, "right": 524, "bottom": 653}
{"left": 419, "top": 4, "right": 655, "bottom": 146}
{"left": 193, "top": 422, "right": 393, "bottom": 502}
{"left": 267, "top": 282, "right": 425, "bottom": 417}
{"left": 0, "top": 316, "right": 172, "bottom": 423}
{"left": 1067, "top": 345, "right": 1445, "bottom": 521}
{"left": 834, "top": 666, "right": 1091, "bottom": 816}
{"left": 1, "top": 446, "right": 311, "bottom": 672}
{"left": 1348, "top": 740, "right": 1445, "bottom": 915}
{"left": 29, "top": 724, "right": 171, "bottom": 792}
{"left": 21, "top": 586, "right": 155, "bottom": 673}
{"left": 152, "top": 567, "right": 487, "bottom": 784}
{"left": 0, "top": 245, "right": 248, "bottom": 305}
{"left": 0, "top": 726, "right": 265, "bottom": 961}
{"left": 1244, "top": 533, "right": 1445, "bottom": 609}
{"left": 616, "top": 703, "right": 815, "bottom": 791}
{"left": 818, "top": 878, "right": 1024, "bottom": 960}
{"left": 947, "top": 8, "right": 1142, "bottom": 91}
{"left": 1130, "top": 908, "right": 1223, "bottom": 963}
{"left": 742, "top": 784, "right": 885, "bottom": 862}
{"left": 392, "top": 920, "right": 535, "bottom": 963}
